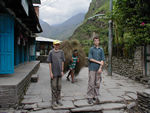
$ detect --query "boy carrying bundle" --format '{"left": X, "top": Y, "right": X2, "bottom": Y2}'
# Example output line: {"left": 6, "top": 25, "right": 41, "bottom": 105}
{"left": 66, "top": 50, "right": 79, "bottom": 83}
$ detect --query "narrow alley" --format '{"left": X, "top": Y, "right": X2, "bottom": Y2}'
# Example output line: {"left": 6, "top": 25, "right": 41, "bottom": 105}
{"left": 1, "top": 63, "right": 148, "bottom": 113}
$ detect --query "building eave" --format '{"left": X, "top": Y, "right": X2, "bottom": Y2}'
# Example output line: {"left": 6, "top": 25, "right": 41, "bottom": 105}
{"left": 0, "top": 0, "right": 43, "bottom": 33}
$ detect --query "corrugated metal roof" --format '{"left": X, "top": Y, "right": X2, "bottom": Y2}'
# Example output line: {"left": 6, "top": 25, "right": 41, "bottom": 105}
{"left": 36, "top": 37, "right": 61, "bottom": 42}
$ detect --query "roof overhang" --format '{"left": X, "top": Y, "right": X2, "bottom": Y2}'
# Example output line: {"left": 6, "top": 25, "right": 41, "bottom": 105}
{"left": 0, "top": 0, "right": 42, "bottom": 33}
{"left": 36, "top": 37, "right": 62, "bottom": 43}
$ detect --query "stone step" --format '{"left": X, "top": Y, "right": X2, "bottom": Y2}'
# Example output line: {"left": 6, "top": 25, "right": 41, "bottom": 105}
{"left": 71, "top": 105, "right": 103, "bottom": 112}
{"left": 29, "top": 109, "right": 70, "bottom": 113}
{"left": 21, "top": 96, "right": 42, "bottom": 105}
{"left": 103, "top": 110, "right": 125, "bottom": 113}
{"left": 31, "top": 74, "right": 39, "bottom": 83}
{"left": 52, "top": 100, "right": 75, "bottom": 110}
{"left": 71, "top": 103, "right": 126, "bottom": 112}
{"left": 0, "top": 61, "right": 40, "bottom": 108}
{"left": 101, "top": 103, "right": 126, "bottom": 110}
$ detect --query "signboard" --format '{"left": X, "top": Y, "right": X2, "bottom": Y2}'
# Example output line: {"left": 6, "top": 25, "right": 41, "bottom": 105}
{"left": 21, "top": 0, "right": 29, "bottom": 16}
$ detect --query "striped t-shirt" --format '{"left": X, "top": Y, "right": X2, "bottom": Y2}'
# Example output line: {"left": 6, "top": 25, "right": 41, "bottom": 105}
{"left": 69, "top": 56, "right": 78, "bottom": 69}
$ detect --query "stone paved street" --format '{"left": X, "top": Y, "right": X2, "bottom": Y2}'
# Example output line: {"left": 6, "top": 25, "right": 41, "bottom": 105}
{"left": 0, "top": 63, "right": 149, "bottom": 113}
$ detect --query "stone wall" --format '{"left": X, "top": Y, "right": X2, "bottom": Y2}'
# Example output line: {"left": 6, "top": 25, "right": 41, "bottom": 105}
{"left": 106, "top": 46, "right": 150, "bottom": 85}
{"left": 0, "top": 61, "right": 40, "bottom": 108}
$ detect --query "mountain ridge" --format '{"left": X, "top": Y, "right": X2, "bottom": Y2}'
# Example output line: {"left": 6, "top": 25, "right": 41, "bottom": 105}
{"left": 39, "top": 13, "right": 85, "bottom": 40}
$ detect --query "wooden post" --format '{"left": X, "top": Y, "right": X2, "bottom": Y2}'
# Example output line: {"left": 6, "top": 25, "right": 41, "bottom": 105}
{"left": 108, "top": 0, "right": 113, "bottom": 76}
{"left": 146, "top": 45, "right": 150, "bottom": 76}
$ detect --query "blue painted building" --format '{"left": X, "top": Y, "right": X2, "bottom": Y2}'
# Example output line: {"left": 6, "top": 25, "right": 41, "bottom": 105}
{"left": 0, "top": 0, "right": 42, "bottom": 74}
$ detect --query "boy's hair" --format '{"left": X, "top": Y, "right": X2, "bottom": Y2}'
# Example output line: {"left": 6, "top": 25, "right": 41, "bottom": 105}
{"left": 93, "top": 36, "right": 99, "bottom": 41}
{"left": 73, "top": 49, "right": 78, "bottom": 53}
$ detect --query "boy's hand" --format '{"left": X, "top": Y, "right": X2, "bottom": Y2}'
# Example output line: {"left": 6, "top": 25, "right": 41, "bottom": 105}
{"left": 99, "top": 61, "right": 104, "bottom": 65}
{"left": 50, "top": 72, "right": 54, "bottom": 79}
{"left": 61, "top": 72, "right": 64, "bottom": 76}
{"left": 97, "top": 68, "right": 102, "bottom": 74}
{"left": 77, "top": 58, "right": 79, "bottom": 62}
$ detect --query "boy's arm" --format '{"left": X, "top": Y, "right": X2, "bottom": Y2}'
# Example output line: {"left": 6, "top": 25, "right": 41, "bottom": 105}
{"left": 49, "top": 63, "right": 53, "bottom": 79}
{"left": 97, "top": 49, "right": 105, "bottom": 74}
{"left": 61, "top": 62, "right": 64, "bottom": 76}
{"left": 99, "top": 61, "right": 104, "bottom": 69}
{"left": 61, "top": 51, "right": 65, "bottom": 76}
{"left": 47, "top": 51, "right": 53, "bottom": 79}
{"left": 89, "top": 59, "right": 103, "bottom": 65}
{"left": 97, "top": 60, "right": 104, "bottom": 74}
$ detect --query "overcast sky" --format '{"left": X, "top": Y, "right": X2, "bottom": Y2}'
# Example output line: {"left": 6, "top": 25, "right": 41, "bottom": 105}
{"left": 40, "top": 0, "right": 92, "bottom": 25}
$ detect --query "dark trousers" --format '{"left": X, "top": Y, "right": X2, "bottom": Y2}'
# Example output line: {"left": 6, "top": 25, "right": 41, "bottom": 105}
{"left": 51, "top": 76, "right": 62, "bottom": 103}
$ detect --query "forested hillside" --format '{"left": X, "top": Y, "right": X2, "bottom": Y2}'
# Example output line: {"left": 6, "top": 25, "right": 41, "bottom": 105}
{"left": 71, "top": 0, "right": 150, "bottom": 57}
{"left": 71, "top": 0, "right": 109, "bottom": 55}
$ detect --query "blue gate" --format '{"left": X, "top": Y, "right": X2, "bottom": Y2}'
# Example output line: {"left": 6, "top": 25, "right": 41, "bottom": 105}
{"left": 0, "top": 14, "right": 14, "bottom": 74}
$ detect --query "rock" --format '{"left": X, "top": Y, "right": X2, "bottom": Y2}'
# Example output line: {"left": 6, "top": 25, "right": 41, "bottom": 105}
{"left": 101, "top": 103, "right": 126, "bottom": 110}
{"left": 73, "top": 99, "right": 90, "bottom": 107}
{"left": 29, "top": 109, "right": 54, "bottom": 113}
{"left": 127, "top": 102, "right": 136, "bottom": 109}
{"left": 37, "top": 101, "right": 51, "bottom": 108}
{"left": 137, "top": 89, "right": 150, "bottom": 113}
{"left": 71, "top": 105, "right": 102, "bottom": 112}
{"left": 52, "top": 100, "right": 75, "bottom": 110}
{"left": 126, "top": 93, "right": 137, "bottom": 100}
{"left": 14, "top": 110, "right": 22, "bottom": 113}
{"left": 0, "top": 109, "right": 15, "bottom": 113}
{"left": 120, "top": 95, "right": 133, "bottom": 101}
{"left": 143, "top": 89, "right": 150, "bottom": 95}
{"left": 99, "top": 96, "right": 123, "bottom": 104}
{"left": 54, "top": 110, "right": 70, "bottom": 113}
{"left": 19, "top": 110, "right": 29, "bottom": 113}
{"left": 103, "top": 110, "right": 124, "bottom": 113}
{"left": 23, "top": 95, "right": 38, "bottom": 99}
{"left": 29, "top": 109, "right": 70, "bottom": 113}
{"left": 62, "top": 96, "right": 74, "bottom": 101}
{"left": 23, "top": 104, "right": 37, "bottom": 110}
{"left": 73, "top": 95, "right": 86, "bottom": 100}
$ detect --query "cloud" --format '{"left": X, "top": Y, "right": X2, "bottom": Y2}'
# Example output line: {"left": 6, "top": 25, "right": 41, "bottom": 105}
{"left": 40, "top": 0, "right": 91, "bottom": 25}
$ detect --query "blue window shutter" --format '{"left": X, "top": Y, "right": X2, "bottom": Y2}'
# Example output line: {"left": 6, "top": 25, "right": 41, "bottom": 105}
{"left": 0, "top": 14, "right": 14, "bottom": 74}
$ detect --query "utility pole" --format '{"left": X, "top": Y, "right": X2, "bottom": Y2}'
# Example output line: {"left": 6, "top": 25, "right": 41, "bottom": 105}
{"left": 108, "top": 0, "right": 113, "bottom": 76}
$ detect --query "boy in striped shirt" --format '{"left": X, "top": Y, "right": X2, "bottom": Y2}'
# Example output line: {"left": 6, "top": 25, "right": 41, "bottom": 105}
{"left": 67, "top": 50, "right": 79, "bottom": 83}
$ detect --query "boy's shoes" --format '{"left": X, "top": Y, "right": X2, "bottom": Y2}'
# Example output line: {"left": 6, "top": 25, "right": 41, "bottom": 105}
{"left": 57, "top": 100, "right": 63, "bottom": 106}
{"left": 51, "top": 102, "right": 57, "bottom": 108}
{"left": 52, "top": 100, "right": 63, "bottom": 108}
{"left": 87, "top": 98, "right": 100, "bottom": 105}
{"left": 87, "top": 98, "right": 93, "bottom": 104}
{"left": 72, "top": 79, "right": 77, "bottom": 83}
{"left": 94, "top": 98, "right": 100, "bottom": 104}
{"left": 93, "top": 97, "right": 96, "bottom": 101}
{"left": 66, "top": 77, "right": 70, "bottom": 81}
